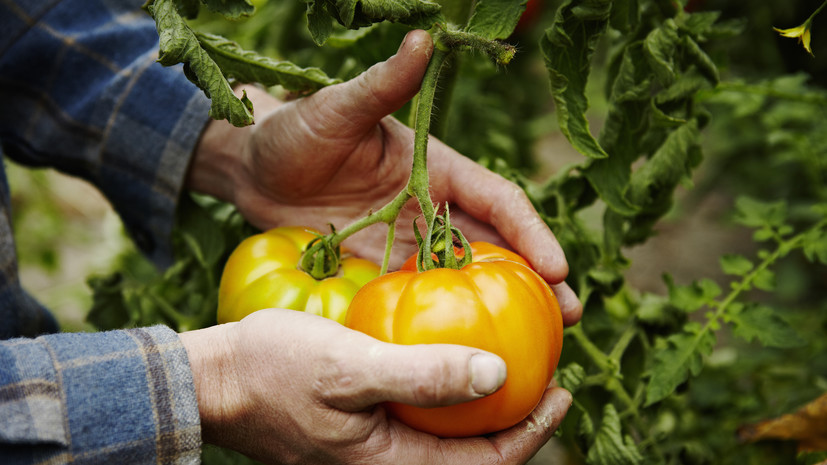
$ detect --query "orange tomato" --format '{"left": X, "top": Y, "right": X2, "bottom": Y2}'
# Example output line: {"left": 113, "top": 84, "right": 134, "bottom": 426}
{"left": 346, "top": 244, "right": 563, "bottom": 437}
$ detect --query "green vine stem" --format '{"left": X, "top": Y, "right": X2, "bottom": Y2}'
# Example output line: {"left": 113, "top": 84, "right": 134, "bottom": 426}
{"left": 300, "top": 29, "right": 516, "bottom": 279}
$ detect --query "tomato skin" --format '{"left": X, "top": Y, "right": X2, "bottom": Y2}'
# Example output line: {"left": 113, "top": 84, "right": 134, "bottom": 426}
{"left": 400, "top": 241, "right": 531, "bottom": 271}
{"left": 346, "top": 250, "right": 564, "bottom": 437}
{"left": 217, "top": 226, "right": 380, "bottom": 324}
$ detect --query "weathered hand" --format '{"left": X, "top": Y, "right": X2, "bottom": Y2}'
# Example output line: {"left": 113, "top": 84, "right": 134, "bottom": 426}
{"left": 181, "top": 309, "right": 572, "bottom": 465}
{"left": 189, "top": 30, "right": 581, "bottom": 325}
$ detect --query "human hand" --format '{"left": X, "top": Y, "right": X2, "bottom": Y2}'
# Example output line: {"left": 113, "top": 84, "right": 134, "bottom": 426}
{"left": 188, "top": 30, "right": 581, "bottom": 325}
{"left": 180, "top": 309, "right": 572, "bottom": 465}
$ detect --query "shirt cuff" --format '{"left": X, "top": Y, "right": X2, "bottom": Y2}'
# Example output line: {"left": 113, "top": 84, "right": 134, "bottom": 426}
{"left": 0, "top": 325, "right": 201, "bottom": 464}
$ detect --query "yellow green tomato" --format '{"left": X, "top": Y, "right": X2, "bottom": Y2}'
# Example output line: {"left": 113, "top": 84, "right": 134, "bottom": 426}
{"left": 217, "top": 226, "right": 380, "bottom": 324}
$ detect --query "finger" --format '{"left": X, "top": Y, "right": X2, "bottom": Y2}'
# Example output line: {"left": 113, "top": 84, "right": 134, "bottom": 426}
{"left": 433, "top": 145, "right": 570, "bottom": 284}
{"left": 376, "top": 387, "right": 572, "bottom": 465}
{"left": 298, "top": 30, "right": 434, "bottom": 139}
{"left": 484, "top": 387, "right": 572, "bottom": 462}
{"left": 553, "top": 281, "right": 583, "bottom": 326}
{"left": 321, "top": 341, "right": 507, "bottom": 412}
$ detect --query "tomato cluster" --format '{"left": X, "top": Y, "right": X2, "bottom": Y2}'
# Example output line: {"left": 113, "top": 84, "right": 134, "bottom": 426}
{"left": 218, "top": 230, "right": 563, "bottom": 437}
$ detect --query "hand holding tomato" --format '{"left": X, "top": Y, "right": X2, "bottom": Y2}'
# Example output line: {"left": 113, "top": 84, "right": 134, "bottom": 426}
{"left": 180, "top": 309, "right": 572, "bottom": 464}
{"left": 348, "top": 242, "right": 564, "bottom": 437}
{"left": 187, "top": 29, "right": 582, "bottom": 326}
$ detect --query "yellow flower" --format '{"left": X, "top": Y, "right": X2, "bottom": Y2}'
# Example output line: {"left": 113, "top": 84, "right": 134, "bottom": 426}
{"left": 774, "top": 22, "right": 814, "bottom": 56}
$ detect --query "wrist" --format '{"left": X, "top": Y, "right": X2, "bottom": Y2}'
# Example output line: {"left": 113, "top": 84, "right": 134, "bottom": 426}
{"left": 179, "top": 323, "right": 245, "bottom": 446}
{"left": 186, "top": 85, "right": 281, "bottom": 204}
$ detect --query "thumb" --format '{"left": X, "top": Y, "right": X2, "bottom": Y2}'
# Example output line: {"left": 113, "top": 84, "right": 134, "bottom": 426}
{"left": 298, "top": 30, "right": 434, "bottom": 137}
{"left": 323, "top": 342, "right": 507, "bottom": 412}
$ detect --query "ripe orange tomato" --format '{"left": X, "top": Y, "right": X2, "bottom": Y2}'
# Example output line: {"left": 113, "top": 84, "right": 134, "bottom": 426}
{"left": 346, "top": 245, "right": 563, "bottom": 437}
{"left": 217, "top": 226, "right": 379, "bottom": 325}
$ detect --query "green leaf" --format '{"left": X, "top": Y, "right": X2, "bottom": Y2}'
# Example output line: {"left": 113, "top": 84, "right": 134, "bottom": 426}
{"left": 541, "top": 0, "right": 612, "bottom": 160}
{"left": 306, "top": 0, "right": 335, "bottom": 45}
{"left": 626, "top": 120, "right": 700, "bottom": 208}
{"left": 196, "top": 32, "right": 341, "bottom": 93}
{"left": 173, "top": 0, "right": 200, "bottom": 19}
{"left": 86, "top": 274, "right": 132, "bottom": 330}
{"left": 586, "top": 404, "right": 645, "bottom": 465}
{"left": 720, "top": 254, "right": 754, "bottom": 276}
{"left": 643, "top": 19, "right": 680, "bottom": 86}
{"left": 752, "top": 267, "right": 776, "bottom": 291}
{"left": 802, "top": 226, "right": 827, "bottom": 264}
{"left": 305, "top": 0, "right": 443, "bottom": 44}
{"left": 583, "top": 45, "right": 647, "bottom": 216}
{"left": 556, "top": 363, "right": 587, "bottom": 393}
{"left": 665, "top": 275, "right": 721, "bottom": 312}
{"left": 146, "top": 0, "right": 254, "bottom": 126}
{"left": 730, "top": 304, "right": 804, "bottom": 348}
{"left": 609, "top": 0, "right": 639, "bottom": 33}
{"left": 733, "top": 196, "right": 788, "bottom": 229}
{"left": 645, "top": 324, "right": 716, "bottom": 406}
{"left": 175, "top": 195, "right": 226, "bottom": 268}
{"left": 201, "top": 0, "right": 254, "bottom": 19}
{"left": 467, "top": 0, "right": 527, "bottom": 40}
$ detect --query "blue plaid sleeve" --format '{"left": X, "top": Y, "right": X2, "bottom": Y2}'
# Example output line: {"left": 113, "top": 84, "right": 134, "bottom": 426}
{"left": 0, "top": 0, "right": 212, "bottom": 266}
{"left": 0, "top": 325, "right": 201, "bottom": 464}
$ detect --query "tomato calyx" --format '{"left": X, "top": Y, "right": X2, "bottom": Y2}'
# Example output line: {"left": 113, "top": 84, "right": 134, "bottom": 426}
{"left": 414, "top": 204, "right": 473, "bottom": 272}
{"left": 299, "top": 228, "right": 342, "bottom": 280}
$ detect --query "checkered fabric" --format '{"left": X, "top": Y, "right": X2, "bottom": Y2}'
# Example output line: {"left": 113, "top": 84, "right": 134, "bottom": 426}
{"left": 0, "top": 326, "right": 201, "bottom": 464}
{"left": 0, "top": 0, "right": 212, "bottom": 462}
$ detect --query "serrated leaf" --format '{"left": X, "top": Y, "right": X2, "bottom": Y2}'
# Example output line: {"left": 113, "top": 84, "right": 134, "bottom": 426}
{"left": 175, "top": 195, "right": 226, "bottom": 268}
{"left": 557, "top": 363, "right": 587, "bottom": 393}
{"left": 645, "top": 326, "right": 716, "bottom": 406}
{"left": 683, "top": 35, "right": 719, "bottom": 84}
{"left": 730, "top": 304, "right": 804, "bottom": 348}
{"left": 173, "top": 0, "right": 200, "bottom": 19}
{"left": 306, "top": 0, "right": 335, "bottom": 45}
{"left": 643, "top": 19, "right": 679, "bottom": 86}
{"left": 541, "top": 0, "right": 612, "bottom": 160}
{"left": 305, "top": 0, "right": 443, "bottom": 44}
{"left": 583, "top": 45, "right": 646, "bottom": 216}
{"left": 201, "top": 0, "right": 254, "bottom": 19}
{"left": 752, "top": 267, "right": 776, "bottom": 291}
{"left": 626, "top": 120, "right": 700, "bottom": 208}
{"left": 803, "top": 227, "right": 827, "bottom": 264}
{"left": 587, "top": 404, "right": 645, "bottom": 465}
{"left": 467, "top": 0, "right": 527, "bottom": 40}
{"left": 196, "top": 32, "right": 340, "bottom": 93}
{"left": 678, "top": 10, "right": 721, "bottom": 38}
{"left": 86, "top": 274, "right": 132, "bottom": 330}
{"left": 720, "top": 254, "right": 754, "bottom": 276}
{"left": 146, "top": 0, "right": 254, "bottom": 126}
{"left": 733, "top": 196, "right": 788, "bottom": 229}
{"left": 665, "top": 276, "right": 721, "bottom": 312}
{"left": 609, "top": 0, "right": 639, "bottom": 33}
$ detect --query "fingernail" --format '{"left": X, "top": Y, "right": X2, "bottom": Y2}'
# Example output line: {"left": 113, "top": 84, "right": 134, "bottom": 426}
{"left": 470, "top": 354, "right": 506, "bottom": 396}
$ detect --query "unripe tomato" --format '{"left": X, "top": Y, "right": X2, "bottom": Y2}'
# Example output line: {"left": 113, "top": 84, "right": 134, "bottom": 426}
{"left": 217, "top": 226, "right": 380, "bottom": 324}
{"left": 346, "top": 244, "right": 563, "bottom": 437}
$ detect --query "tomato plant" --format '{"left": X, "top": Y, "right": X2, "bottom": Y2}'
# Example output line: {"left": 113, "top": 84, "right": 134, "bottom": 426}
{"left": 217, "top": 226, "right": 379, "bottom": 324}
{"left": 346, "top": 250, "right": 563, "bottom": 437}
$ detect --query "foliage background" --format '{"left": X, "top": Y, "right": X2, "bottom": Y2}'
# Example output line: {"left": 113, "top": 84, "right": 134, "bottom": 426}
{"left": 8, "top": 0, "right": 827, "bottom": 464}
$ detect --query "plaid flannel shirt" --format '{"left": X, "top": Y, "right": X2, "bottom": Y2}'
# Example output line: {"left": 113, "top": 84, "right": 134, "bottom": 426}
{"left": 1, "top": 0, "right": 211, "bottom": 462}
